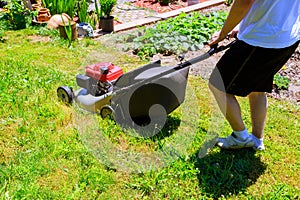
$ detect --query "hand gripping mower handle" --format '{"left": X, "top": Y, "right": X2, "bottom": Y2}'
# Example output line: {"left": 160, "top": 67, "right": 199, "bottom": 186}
{"left": 178, "top": 39, "right": 237, "bottom": 69}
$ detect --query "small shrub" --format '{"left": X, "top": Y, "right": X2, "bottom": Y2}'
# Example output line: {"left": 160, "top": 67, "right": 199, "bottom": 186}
{"left": 77, "top": 0, "right": 89, "bottom": 23}
{"left": 2, "top": 0, "right": 31, "bottom": 30}
{"left": 273, "top": 73, "right": 290, "bottom": 90}
{"left": 99, "top": 0, "right": 117, "bottom": 18}
{"left": 42, "top": 0, "right": 78, "bottom": 17}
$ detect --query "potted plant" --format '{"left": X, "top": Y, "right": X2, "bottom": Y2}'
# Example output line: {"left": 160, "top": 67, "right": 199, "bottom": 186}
{"left": 3, "top": 0, "right": 31, "bottom": 30}
{"left": 97, "top": 0, "right": 116, "bottom": 32}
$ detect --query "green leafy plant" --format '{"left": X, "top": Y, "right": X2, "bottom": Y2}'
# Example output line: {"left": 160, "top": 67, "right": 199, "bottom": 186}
{"left": 87, "top": 13, "right": 98, "bottom": 29}
{"left": 121, "top": 11, "right": 227, "bottom": 60}
{"left": 61, "top": 16, "right": 74, "bottom": 47}
{"left": 42, "top": 0, "right": 78, "bottom": 18}
{"left": 0, "top": 13, "right": 11, "bottom": 30}
{"left": 77, "top": 0, "right": 89, "bottom": 23}
{"left": 99, "top": 0, "right": 117, "bottom": 18}
{"left": 63, "top": 23, "right": 73, "bottom": 47}
{"left": 273, "top": 73, "right": 290, "bottom": 90}
{"left": 32, "top": 26, "right": 59, "bottom": 37}
{"left": 77, "top": 0, "right": 98, "bottom": 29}
{"left": 3, "top": 0, "right": 31, "bottom": 30}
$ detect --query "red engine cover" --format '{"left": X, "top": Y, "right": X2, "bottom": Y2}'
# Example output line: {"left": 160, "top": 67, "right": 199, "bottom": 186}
{"left": 85, "top": 62, "right": 123, "bottom": 82}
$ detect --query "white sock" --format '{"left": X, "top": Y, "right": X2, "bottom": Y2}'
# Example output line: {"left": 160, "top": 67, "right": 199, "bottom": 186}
{"left": 233, "top": 128, "right": 249, "bottom": 140}
{"left": 251, "top": 134, "right": 263, "bottom": 147}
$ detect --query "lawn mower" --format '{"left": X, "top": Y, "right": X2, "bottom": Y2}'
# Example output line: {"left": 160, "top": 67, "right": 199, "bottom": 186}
{"left": 57, "top": 41, "right": 235, "bottom": 127}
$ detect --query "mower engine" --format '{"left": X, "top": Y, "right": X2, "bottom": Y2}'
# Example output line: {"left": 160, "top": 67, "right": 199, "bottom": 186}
{"left": 57, "top": 62, "right": 123, "bottom": 118}
{"left": 76, "top": 62, "right": 123, "bottom": 96}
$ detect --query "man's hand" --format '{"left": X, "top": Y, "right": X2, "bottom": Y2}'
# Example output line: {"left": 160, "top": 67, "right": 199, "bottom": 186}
{"left": 229, "top": 24, "right": 239, "bottom": 38}
{"left": 209, "top": 31, "right": 222, "bottom": 47}
{"left": 209, "top": 24, "right": 239, "bottom": 47}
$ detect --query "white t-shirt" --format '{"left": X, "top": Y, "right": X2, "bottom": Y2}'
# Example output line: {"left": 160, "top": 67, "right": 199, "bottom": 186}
{"left": 237, "top": 0, "right": 300, "bottom": 48}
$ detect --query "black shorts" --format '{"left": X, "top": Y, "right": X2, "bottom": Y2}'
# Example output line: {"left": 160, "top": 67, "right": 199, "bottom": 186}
{"left": 209, "top": 40, "right": 299, "bottom": 97}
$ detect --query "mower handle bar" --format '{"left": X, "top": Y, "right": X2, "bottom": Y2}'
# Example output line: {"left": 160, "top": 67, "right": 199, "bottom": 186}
{"left": 177, "top": 39, "right": 236, "bottom": 69}
{"left": 113, "top": 39, "right": 236, "bottom": 96}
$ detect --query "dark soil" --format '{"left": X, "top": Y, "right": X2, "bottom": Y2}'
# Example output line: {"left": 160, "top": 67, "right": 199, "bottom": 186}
{"left": 133, "top": 0, "right": 187, "bottom": 13}
{"left": 132, "top": 0, "right": 211, "bottom": 13}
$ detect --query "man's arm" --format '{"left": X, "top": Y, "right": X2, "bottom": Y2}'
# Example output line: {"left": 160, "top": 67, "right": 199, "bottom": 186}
{"left": 209, "top": 0, "right": 255, "bottom": 45}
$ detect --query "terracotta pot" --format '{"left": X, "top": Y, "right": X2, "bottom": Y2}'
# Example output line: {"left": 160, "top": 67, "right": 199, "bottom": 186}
{"left": 38, "top": 8, "right": 50, "bottom": 15}
{"left": 32, "top": 4, "right": 40, "bottom": 11}
{"left": 47, "top": 13, "right": 71, "bottom": 29}
{"left": 37, "top": 8, "right": 51, "bottom": 22}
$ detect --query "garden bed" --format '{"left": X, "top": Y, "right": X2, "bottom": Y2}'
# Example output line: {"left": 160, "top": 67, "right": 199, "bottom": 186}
{"left": 132, "top": 0, "right": 210, "bottom": 13}
{"left": 133, "top": 0, "right": 188, "bottom": 13}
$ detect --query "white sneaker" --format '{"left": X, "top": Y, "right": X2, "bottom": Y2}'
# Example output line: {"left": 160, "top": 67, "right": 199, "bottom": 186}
{"left": 252, "top": 144, "right": 265, "bottom": 151}
{"left": 217, "top": 133, "right": 254, "bottom": 150}
{"left": 250, "top": 134, "right": 265, "bottom": 151}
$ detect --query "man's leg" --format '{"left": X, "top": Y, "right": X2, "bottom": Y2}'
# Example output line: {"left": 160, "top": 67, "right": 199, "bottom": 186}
{"left": 248, "top": 92, "right": 267, "bottom": 138}
{"left": 209, "top": 83, "right": 254, "bottom": 149}
{"left": 208, "top": 83, "right": 245, "bottom": 131}
{"left": 248, "top": 92, "right": 267, "bottom": 150}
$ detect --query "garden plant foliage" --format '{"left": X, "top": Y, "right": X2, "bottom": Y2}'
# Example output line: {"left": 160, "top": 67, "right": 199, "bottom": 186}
{"left": 120, "top": 11, "right": 227, "bottom": 60}
{"left": 42, "top": 0, "right": 77, "bottom": 18}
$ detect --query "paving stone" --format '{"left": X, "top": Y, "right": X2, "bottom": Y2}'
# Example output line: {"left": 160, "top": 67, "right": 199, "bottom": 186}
{"left": 113, "top": 3, "right": 157, "bottom": 23}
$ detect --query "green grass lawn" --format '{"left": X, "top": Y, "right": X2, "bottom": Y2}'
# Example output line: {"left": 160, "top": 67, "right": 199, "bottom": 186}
{"left": 0, "top": 28, "right": 299, "bottom": 199}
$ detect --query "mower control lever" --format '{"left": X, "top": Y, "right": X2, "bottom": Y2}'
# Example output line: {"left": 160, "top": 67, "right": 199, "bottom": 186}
{"left": 178, "top": 39, "right": 237, "bottom": 68}
{"left": 178, "top": 54, "right": 185, "bottom": 62}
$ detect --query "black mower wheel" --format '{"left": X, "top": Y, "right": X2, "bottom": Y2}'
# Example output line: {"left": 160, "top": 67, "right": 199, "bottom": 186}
{"left": 57, "top": 86, "right": 74, "bottom": 104}
{"left": 100, "top": 106, "right": 114, "bottom": 120}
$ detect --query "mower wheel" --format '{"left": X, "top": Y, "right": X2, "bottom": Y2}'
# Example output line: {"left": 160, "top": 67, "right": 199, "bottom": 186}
{"left": 57, "top": 86, "right": 74, "bottom": 104}
{"left": 100, "top": 106, "right": 114, "bottom": 119}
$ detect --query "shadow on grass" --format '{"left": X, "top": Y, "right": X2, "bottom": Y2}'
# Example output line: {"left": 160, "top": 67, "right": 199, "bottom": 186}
{"left": 120, "top": 114, "right": 181, "bottom": 140}
{"left": 149, "top": 115, "right": 181, "bottom": 141}
{"left": 195, "top": 148, "right": 267, "bottom": 198}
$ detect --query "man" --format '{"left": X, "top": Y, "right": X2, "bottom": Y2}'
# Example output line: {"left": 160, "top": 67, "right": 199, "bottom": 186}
{"left": 208, "top": 0, "right": 300, "bottom": 150}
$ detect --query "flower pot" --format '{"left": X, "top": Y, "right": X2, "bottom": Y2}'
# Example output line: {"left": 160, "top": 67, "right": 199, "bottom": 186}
{"left": 47, "top": 13, "right": 71, "bottom": 29}
{"left": 32, "top": 4, "right": 40, "bottom": 11}
{"left": 100, "top": 16, "right": 114, "bottom": 32}
{"left": 58, "top": 21, "right": 78, "bottom": 41}
{"left": 37, "top": 8, "right": 51, "bottom": 22}
{"left": 77, "top": 22, "right": 94, "bottom": 37}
